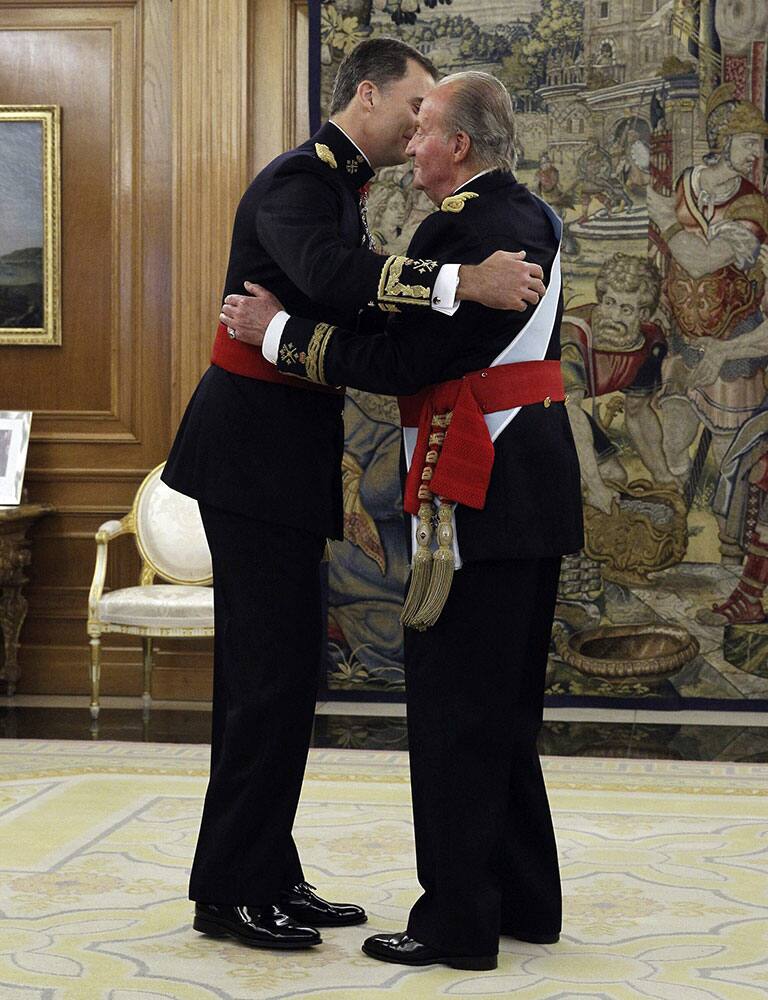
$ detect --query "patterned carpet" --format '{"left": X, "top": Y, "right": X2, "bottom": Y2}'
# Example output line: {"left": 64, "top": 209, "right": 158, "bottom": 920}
{"left": 0, "top": 741, "right": 766, "bottom": 999}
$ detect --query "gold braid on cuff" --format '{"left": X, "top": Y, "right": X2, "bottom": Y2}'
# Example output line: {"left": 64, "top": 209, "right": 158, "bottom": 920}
{"left": 378, "top": 255, "right": 433, "bottom": 306}
{"left": 305, "top": 323, "right": 337, "bottom": 384}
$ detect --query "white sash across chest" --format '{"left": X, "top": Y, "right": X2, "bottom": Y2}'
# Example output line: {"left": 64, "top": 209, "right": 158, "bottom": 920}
{"left": 402, "top": 197, "right": 563, "bottom": 568}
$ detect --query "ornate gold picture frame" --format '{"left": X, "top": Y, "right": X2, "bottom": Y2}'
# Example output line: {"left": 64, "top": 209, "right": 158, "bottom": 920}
{"left": 0, "top": 106, "right": 61, "bottom": 346}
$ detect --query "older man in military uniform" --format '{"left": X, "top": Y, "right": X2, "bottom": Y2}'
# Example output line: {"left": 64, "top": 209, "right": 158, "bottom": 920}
{"left": 164, "top": 38, "right": 546, "bottom": 951}
{"left": 232, "top": 72, "right": 583, "bottom": 969}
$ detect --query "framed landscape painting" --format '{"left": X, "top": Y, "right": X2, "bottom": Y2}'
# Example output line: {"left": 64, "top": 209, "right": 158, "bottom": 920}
{"left": 0, "top": 106, "right": 60, "bottom": 346}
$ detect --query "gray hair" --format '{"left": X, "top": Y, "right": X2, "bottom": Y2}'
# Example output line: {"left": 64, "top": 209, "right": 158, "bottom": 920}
{"left": 438, "top": 71, "right": 517, "bottom": 172}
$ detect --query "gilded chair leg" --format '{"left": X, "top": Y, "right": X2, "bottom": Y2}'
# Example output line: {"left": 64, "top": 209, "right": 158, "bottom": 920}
{"left": 142, "top": 637, "right": 153, "bottom": 720}
{"left": 89, "top": 636, "right": 102, "bottom": 720}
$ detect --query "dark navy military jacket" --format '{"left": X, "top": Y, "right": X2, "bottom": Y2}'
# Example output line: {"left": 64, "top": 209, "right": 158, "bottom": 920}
{"left": 272, "top": 170, "right": 584, "bottom": 560}
{"left": 163, "top": 122, "right": 447, "bottom": 539}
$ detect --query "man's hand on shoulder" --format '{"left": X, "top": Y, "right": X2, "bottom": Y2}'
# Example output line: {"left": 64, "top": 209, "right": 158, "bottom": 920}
{"left": 458, "top": 251, "right": 545, "bottom": 311}
{"left": 219, "top": 281, "right": 284, "bottom": 346}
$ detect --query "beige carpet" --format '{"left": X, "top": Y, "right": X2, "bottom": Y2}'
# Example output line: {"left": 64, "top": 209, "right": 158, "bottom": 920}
{"left": 0, "top": 740, "right": 766, "bottom": 999}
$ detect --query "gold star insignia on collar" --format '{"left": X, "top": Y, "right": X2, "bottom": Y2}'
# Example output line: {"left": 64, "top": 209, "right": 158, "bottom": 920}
{"left": 315, "top": 143, "right": 338, "bottom": 169}
{"left": 440, "top": 191, "right": 479, "bottom": 213}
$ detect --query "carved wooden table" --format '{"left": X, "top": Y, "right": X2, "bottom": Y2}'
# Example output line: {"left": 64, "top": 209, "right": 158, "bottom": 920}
{"left": 0, "top": 503, "right": 54, "bottom": 695}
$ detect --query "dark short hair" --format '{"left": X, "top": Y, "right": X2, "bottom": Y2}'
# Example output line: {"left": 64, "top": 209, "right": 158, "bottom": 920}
{"left": 329, "top": 37, "right": 438, "bottom": 115}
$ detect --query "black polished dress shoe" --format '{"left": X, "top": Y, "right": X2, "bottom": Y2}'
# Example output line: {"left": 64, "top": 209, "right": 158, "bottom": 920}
{"left": 193, "top": 903, "right": 321, "bottom": 949}
{"left": 277, "top": 881, "right": 367, "bottom": 927}
{"left": 362, "top": 931, "right": 497, "bottom": 970}
{"left": 501, "top": 927, "right": 560, "bottom": 944}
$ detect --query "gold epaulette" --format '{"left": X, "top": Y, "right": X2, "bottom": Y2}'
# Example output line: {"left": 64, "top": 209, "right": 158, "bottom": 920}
{"left": 440, "top": 191, "right": 479, "bottom": 213}
{"left": 315, "top": 143, "right": 338, "bottom": 170}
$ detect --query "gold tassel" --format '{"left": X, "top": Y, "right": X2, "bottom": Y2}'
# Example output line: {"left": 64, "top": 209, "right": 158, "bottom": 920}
{"left": 411, "top": 501, "right": 455, "bottom": 630}
{"left": 401, "top": 501, "right": 434, "bottom": 628}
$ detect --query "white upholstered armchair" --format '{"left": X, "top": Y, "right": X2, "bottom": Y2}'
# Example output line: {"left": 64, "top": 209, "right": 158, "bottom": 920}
{"left": 87, "top": 463, "right": 214, "bottom": 720}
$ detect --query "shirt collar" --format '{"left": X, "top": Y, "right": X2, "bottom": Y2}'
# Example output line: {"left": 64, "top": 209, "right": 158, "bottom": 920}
{"left": 453, "top": 169, "right": 493, "bottom": 195}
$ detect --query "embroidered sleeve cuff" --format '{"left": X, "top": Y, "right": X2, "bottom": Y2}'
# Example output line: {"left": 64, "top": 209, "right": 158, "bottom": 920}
{"left": 377, "top": 255, "right": 439, "bottom": 310}
{"left": 275, "top": 320, "right": 338, "bottom": 385}
{"left": 261, "top": 311, "right": 290, "bottom": 364}
{"left": 431, "top": 264, "right": 461, "bottom": 315}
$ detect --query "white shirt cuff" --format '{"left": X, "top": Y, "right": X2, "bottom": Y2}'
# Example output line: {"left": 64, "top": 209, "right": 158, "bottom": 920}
{"left": 261, "top": 311, "right": 290, "bottom": 364}
{"left": 430, "top": 264, "right": 461, "bottom": 316}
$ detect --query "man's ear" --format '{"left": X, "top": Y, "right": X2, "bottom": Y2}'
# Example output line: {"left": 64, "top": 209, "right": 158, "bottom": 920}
{"left": 357, "top": 79, "right": 377, "bottom": 111}
{"left": 454, "top": 130, "right": 471, "bottom": 163}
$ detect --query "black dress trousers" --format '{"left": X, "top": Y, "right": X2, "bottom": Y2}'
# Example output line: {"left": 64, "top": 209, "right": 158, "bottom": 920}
{"left": 189, "top": 503, "right": 326, "bottom": 905}
{"left": 404, "top": 555, "right": 563, "bottom": 957}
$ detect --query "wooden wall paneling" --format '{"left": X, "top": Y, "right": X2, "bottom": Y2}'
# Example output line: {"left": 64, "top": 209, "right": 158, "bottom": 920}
{"left": 170, "top": 0, "right": 250, "bottom": 423}
{"left": 0, "top": 1, "right": 176, "bottom": 696}
{"left": 170, "top": 0, "right": 310, "bottom": 420}
{"left": 2, "top": 0, "right": 306, "bottom": 700}
{"left": 293, "top": 0, "right": 310, "bottom": 146}
{"left": 0, "top": 0, "right": 138, "bottom": 446}
{"left": 248, "top": 0, "right": 309, "bottom": 174}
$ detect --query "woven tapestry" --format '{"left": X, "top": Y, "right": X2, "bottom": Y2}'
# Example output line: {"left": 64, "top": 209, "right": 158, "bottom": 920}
{"left": 313, "top": 0, "right": 768, "bottom": 708}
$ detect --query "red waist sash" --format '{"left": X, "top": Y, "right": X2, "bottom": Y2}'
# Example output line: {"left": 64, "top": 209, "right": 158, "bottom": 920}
{"left": 398, "top": 360, "right": 565, "bottom": 514}
{"left": 210, "top": 323, "right": 345, "bottom": 396}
